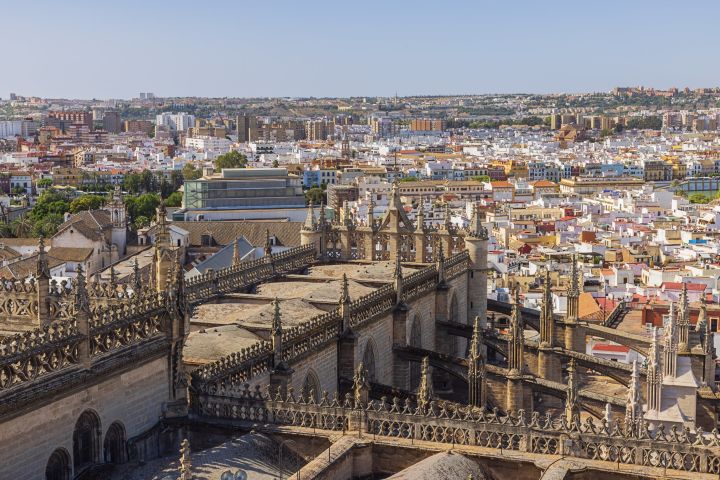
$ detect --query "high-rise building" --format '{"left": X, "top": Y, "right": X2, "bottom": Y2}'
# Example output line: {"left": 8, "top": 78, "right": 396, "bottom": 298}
{"left": 156, "top": 112, "right": 195, "bottom": 133}
{"left": 305, "top": 119, "right": 334, "bottom": 141}
{"left": 46, "top": 111, "right": 93, "bottom": 132}
{"left": 236, "top": 114, "right": 257, "bottom": 143}
{"left": 410, "top": 118, "right": 446, "bottom": 131}
{"left": 103, "top": 111, "right": 122, "bottom": 134}
{"left": 123, "top": 120, "right": 154, "bottom": 135}
{"left": 549, "top": 114, "right": 562, "bottom": 130}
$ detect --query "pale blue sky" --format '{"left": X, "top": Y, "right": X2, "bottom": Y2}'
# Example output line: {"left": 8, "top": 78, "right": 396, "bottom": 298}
{"left": 3, "top": 0, "right": 718, "bottom": 99}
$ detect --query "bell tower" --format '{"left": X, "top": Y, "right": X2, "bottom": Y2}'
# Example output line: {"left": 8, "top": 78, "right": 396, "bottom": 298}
{"left": 108, "top": 185, "right": 127, "bottom": 258}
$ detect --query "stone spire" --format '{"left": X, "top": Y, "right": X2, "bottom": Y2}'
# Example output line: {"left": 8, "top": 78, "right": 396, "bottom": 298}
{"left": 271, "top": 298, "right": 284, "bottom": 369}
{"left": 467, "top": 204, "right": 488, "bottom": 240}
{"left": 467, "top": 315, "right": 487, "bottom": 408}
{"left": 179, "top": 438, "right": 192, "bottom": 480}
{"left": 564, "top": 359, "right": 579, "bottom": 422}
{"left": 565, "top": 254, "right": 580, "bottom": 322}
{"left": 678, "top": 283, "right": 690, "bottom": 352}
{"left": 663, "top": 302, "right": 678, "bottom": 379}
{"left": 646, "top": 327, "right": 663, "bottom": 413}
{"left": 74, "top": 264, "right": 90, "bottom": 314}
{"left": 436, "top": 244, "right": 446, "bottom": 285}
{"left": 132, "top": 257, "right": 141, "bottom": 291}
{"left": 443, "top": 203, "right": 452, "bottom": 231}
{"left": 417, "top": 356, "right": 433, "bottom": 412}
{"left": 303, "top": 202, "right": 317, "bottom": 231}
{"left": 508, "top": 288, "right": 525, "bottom": 376}
{"left": 353, "top": 361, "right": 370, "bottom": 407}
{"left": 232, "top": 238, "right": 241, "bottom": 266}
{"left": 109, "top": 265, "right": 117, "bottom": 287}
{"left": 155, "top": 200, "right": 171, "bottom": 247}
{"left": 697, "top": 296, "right": 713, "bottom": 355}
{"left": 625, "top": 359, "right": 642, "bottom": 431}
{"left": 416, "top": 196, "right": 425, "bottom": 230}
{"left": 342, "top": 201, "right": 352, "bottom": 227}
{"left": 367, "top": 200, "right": 375, "bottom": 227}
{"left": 393, "top": 255, "right": 404, "bottom": 305}
{"left": 36, "top": 236, "right": 50, "bottom": 279}
{"left": 539, "top": 269, "right": 555, "bottom": 348}
{"left": 339, "top": 273, "right": 351, "bottom": 331}
{"left": 318, "top": 202, "right": 326, "bottom": 227}
{"left": 74, "top": 264, "right": 91, "bottom": 366}
{"left": 264, "top": 228, "right": 273, "bottom": 257}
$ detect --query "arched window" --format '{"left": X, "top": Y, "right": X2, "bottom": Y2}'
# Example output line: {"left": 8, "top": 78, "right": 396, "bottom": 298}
{"left": 362, "top": 339, "right": 377, "bottom": 383}
{"left": 45, "top": 448, "right": 71, "bottom": 480}
{"left": 103, "top": 421, "right": 127, "bottom": 464}
{"left": 301, "top": 370, "right": 321, "bottom": 403}
{"left": 73, "top": 410, "right": 101, "bottom": 471}
{"left": 409, "top": 316, "right": 422, "bottom": 391}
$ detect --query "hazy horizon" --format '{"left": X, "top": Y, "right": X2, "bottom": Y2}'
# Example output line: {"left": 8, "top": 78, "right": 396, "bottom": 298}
{"left": 3, "top": 0, "right": 719, "bottom": 99}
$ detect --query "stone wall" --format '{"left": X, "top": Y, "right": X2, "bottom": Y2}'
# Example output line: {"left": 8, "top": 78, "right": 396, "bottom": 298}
{"left": 290, "top": 343, "right": 338, "bottom": 396}
{"left": 0, "top": 356, "right": 169, "bottom": 480}
{"left": 354, "top": 312, "right": 394, "bottom": 385}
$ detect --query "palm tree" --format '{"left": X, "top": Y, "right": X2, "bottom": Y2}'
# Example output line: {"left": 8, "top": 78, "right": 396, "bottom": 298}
{"left": 11, "top": 217, "right": 32, "bottom": 238}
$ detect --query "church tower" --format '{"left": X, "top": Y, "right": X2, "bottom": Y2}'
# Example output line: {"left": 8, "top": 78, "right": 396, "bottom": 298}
{"left": 108, "top": 185, "right": 127, "bottom": 258}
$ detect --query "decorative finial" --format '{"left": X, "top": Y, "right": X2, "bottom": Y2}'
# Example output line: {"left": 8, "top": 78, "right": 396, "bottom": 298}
{"left": 417, "top": 356, "right": 433, "bottom": 412}
{"left": 179, "top": 438, "right": 192, "bottom": 480}
{"left": 264, "top": 228, "right": 272, "bottom": 256}
{"left": 353, "top": 362, "right": 370, "bottom": 406}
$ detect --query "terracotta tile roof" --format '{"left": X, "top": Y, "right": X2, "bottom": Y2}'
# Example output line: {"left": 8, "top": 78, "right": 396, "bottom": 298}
{"left": 55, "top": 210, "right": 113, "bottom": 242}
{"left": 661, "top": 282, "right": 706, "bottom": 291}
{"left": 592, "top": 344, "right": 630, "bottom": 353}
{"left": 0, "top": 254, "right": 64, "bottom": 279}
{"left": 170, "top": 221, "right": 302, "bottom": 247}
{"left": 48, "top": 246, "right": 94, "bottom": 262}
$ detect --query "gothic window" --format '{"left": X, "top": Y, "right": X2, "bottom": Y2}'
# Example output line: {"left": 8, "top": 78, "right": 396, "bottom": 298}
{"left": 73, "top": 410, "right": 101, "bottom": 472}
{"left": 362, "top": 340, "right": 377, "bottom": 383}
{"left": 301, "top": 370, "right": 321, "bottom": 403}
{"left": 45, "top": 448, "right": 71, "bottom": 480}
{"left": 103, "top": 422, "right": 127, "bottom": 464}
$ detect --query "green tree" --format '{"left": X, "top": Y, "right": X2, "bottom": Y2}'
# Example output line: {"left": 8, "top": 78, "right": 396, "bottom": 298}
{"left": 272, "top": 159, "right": 279, "bottom": 168}
{"left": 689, "top": 193, "right": 711, "bottom": 204}
{"left": 124, "top": 172, "right": 142, "bottom": 194}
{"left": 32, "top": 213, "right": 64, "bottom": 238}
{"left": 470, "top": 175, "right": 491, "bottom": 183}
{"left": 125, "top": 193, "right": 161, "bottom": 226}
{"left": 69, "top": 194, "right": 104, "bottom": 214}
{"left": 11, "top": 217, "right": 33, "bottom": 237}
{"left": 182, "top": 163, "right": 203, "bottom": 180}
{"left": 165, "top": 191, "right": 183, "bottom": 207}
{"left": 214, "top": 151, "right": 247, "bottom": 172}
{"left": 399, "top": 176, "right": 418, "bottom": 182}
{"left": 132, "top": 215, "right": 150, "bottom": 230}
{"left": 305, "top": 187, "right": 325, "bottom": 205}
{"left": 37, "top": 179, "right": 53, "bottom": 189}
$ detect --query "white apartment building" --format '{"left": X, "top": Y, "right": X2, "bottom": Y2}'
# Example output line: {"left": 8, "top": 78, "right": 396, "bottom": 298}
{"left": 156, "top": 112, "right": 195, "bottom": 133}
{"left": 184, "top": 136, "right": 231, "bottom": 153}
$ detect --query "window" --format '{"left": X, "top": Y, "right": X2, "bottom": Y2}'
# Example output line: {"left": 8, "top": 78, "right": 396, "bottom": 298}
{"left": 73, "top": 410, "right": 101, "bottom": 471}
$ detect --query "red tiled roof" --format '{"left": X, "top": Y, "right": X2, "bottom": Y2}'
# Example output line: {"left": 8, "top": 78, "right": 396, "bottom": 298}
{"left": 592, "top": 344, "right": 630, "bottom": 353}
{"left": 661, "top": 282, "right": 706, "bottom": 291}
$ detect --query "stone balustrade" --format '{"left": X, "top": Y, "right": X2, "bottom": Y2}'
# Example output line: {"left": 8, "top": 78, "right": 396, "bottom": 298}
{"left": 194, "top": 383, "right": 720, "bottom": 475}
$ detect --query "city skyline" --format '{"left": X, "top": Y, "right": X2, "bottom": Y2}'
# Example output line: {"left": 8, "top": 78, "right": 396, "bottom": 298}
{"left": 4, "top": 0, "right": 720, "bottom": 99}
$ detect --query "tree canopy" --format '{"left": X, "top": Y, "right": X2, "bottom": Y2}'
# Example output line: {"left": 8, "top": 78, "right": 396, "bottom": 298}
{"left": 165, "top": 191, "right": 183, "bottom": 207}
{"left": 182, "top": 163, "right": 203, "bottom": 180}
{"left": 214, "top": 151, "right": 247, "bottom": 172}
